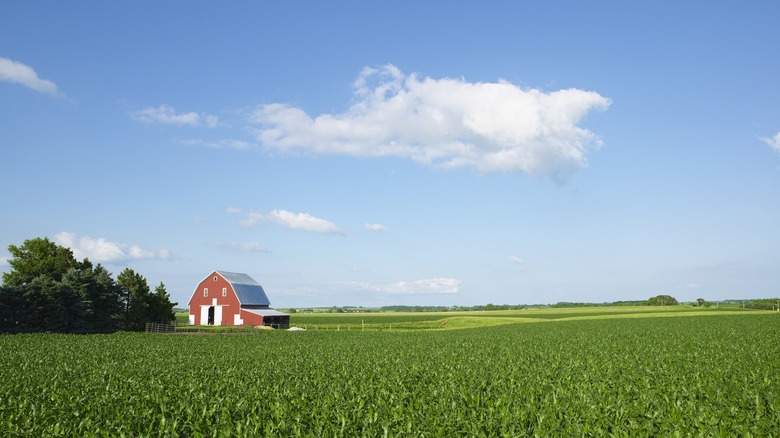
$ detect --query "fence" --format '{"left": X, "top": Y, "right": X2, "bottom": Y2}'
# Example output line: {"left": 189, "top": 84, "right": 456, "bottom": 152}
{"left": 144, "top": 322, "right": 177, "bottom": 333}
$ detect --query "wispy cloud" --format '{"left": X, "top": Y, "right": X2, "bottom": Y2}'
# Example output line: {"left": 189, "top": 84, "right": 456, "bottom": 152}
{"left": 241, "top": 209, "right": 344, "bottom": 235}
{"left": 342, "top": 278, "right": 461, "bottom": 295}
{"left": 133, "top": 104, "right": 218, "bottom": 127}
{"left": 212, "top": 241, "right": 268, "bottom": 252}
{"left": 55, "top": 232, "right": 173, "bottom": 263}
{"left": 226, "top": 206, "right": 242, "bottom": 214}
{"left": 508, "top": 255, "right": 530, "bottom": 271}
{"left": 0, "top": 256, "right": 9, "bottom": 267}
{"left": 0, "top": 57, "right": 64, "bottom": 97}
{"left": 250, "top": 64, "right": 610, "bottom": 180}
{"left": 761, "top": 132, "right": 780, "bottom": 155}
{"left": 364, "top": 223, "right": 389, "bottom": 233}
{"left": 181, "top": 138, "right": 256, "bottom": 149}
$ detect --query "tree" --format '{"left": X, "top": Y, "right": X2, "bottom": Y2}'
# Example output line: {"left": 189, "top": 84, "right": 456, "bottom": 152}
{"left": 645, "top": 295, "right": 679, "bottom": 306}
{"left": 3, "top": 237, "right": 77, "bottom": 287}
{"left": 149, "top": 282, "right": 177, "bottom": 324}
{"left": 89, "top": 264, "right": 124, "bottom": 332}
{"left": 695, "top": 298, "right": 711, "bottom": 308}
{"left": 2, "top": 237, "right": 175, "bottom": 333}
{"left": 117, "top": 268, "right": 151, "bottom": 331}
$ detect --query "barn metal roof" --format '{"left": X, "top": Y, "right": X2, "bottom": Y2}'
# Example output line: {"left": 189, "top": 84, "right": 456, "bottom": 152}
{"left": 241, "top": 308, "right": 289, "bottom": 317}
{"left": 216, "top": 270, "right": 271, "bottom": 306}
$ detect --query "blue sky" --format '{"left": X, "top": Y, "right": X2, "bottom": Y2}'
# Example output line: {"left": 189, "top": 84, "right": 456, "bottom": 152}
{"left": 1, "top": 1, "right": 778, "bottom": 308}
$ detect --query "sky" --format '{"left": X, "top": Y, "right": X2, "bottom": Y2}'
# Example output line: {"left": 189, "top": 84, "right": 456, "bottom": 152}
{"left": 1, "top": 1, "right": 779, "bottom": 308}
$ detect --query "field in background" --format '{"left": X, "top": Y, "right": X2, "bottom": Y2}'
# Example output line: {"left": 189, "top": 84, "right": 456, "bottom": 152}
{"left": 1, "top": 309, "right": 778, "bottom": 436}
{"left": 175, "top": 305, "right": 766, "bottom": 331}
{"left": 286, "top": 305, "right": 764, "bottom": 330}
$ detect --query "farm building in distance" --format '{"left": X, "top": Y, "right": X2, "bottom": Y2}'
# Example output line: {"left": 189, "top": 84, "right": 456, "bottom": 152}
{"left": 188, "top": 270, "right": 290, "bottom": 328}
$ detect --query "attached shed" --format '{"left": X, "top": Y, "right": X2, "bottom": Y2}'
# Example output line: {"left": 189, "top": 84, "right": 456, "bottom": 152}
{"left": 188, "top": 270, "right": 290, "bottom": 328}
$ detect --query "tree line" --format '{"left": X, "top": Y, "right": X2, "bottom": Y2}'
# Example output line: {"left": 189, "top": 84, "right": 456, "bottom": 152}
{"left": 0, "top": 237, "right": 177, "bottom": 333}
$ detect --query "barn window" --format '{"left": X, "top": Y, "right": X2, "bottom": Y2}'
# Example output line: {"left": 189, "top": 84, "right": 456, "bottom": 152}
{"left": 204, "top": 288, "right": 208, "bottom": 297}
{"left": 222, "top": 287, "right": 227, "bottom": 297}
{"left": 213, "top": 276, "right": 218, "bottom": 282}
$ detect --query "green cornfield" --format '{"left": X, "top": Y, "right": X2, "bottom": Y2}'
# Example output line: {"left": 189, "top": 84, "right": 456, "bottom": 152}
{"left": 1, "top": 313, "right": 778, "bottom": 436}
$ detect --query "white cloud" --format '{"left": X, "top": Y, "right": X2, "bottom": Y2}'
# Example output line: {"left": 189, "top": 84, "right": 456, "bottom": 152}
{"left": 0, "top": 57, "right": 63, "bottom": 97}
{"left": 344, "top": 278, "right": 461, "bottom": 295}
{"left": 508, "top": 255, "right": 530, "bottom": 271}
{"left": 133, "top": 104, "right": 218, "bottom": 127}
{"left": 181, "top": 138, "right": 255, "bottom": 150}
{"left": 364, "top": 223, "right": 388, "bottom": 233}
{"left": 55, "top": 232, "right": 173, "bottom": 263}
{"left": 212, "top": 241, "right": 269, "bottom": 252}
{"left": 0, "top": 256, "right": 9, "bottom": 267}
{"left": 761, "top": 132, "right": 780, "bottom": 154}
{"left": 250, "top": 64, "right": 610, "bottom": 180}
{"left": 241, "top": 209, "right": 344, "bottom": 234}
{"left": 226, "top": 206, "right": 242, "bottom": 214}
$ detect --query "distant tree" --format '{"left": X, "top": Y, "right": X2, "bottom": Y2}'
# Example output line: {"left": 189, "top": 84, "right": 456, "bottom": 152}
{"left": 745, "top": 298, "right": 780, "bottom": 311}
{"left": 695, "top": 298, "right": 711, "bottom": 308}
{"left": 645, "top": 295, "right": 679, "bottom": 306}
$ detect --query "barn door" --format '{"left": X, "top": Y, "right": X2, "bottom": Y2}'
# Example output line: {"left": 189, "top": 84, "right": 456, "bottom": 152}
{"left": 207, "top": 306, "right": 215, "bottom": 325}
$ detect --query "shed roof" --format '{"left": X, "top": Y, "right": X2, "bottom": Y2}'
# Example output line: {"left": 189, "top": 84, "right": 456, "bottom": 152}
{"left": 241, "top": 308, "right": 289, "bottom": 317}
{"left": 217, "top": 270, "right": 271, "bottom": 306}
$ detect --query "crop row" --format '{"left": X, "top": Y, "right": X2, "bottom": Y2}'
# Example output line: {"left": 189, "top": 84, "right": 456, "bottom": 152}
{"left": 0, "top": 314, "right": 777, "bottom": 436}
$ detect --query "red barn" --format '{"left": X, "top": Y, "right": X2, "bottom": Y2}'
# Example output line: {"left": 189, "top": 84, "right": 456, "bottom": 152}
{"left": 188, "top": 270, "right": 289, "bottom": 328}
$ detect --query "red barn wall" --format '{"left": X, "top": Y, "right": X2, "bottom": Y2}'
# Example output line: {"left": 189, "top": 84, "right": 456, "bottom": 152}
{"left": 188, "top": 272, "right": 241, "bottom": 326}
{"left": 240, "top": 310, "right": 264, "bottom": 326}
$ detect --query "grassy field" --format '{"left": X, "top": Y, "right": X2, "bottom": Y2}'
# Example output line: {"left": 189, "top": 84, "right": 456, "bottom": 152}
{"left": 2, "top": 308, "right": 778, "bottom": 436}
{"left": 285, "top": 305, "right": 763, "bottom": 330}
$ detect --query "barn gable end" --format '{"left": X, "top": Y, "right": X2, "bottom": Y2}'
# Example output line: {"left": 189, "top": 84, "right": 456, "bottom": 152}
{"left": 187, "top": 270, "right": 289, "bottom": 328}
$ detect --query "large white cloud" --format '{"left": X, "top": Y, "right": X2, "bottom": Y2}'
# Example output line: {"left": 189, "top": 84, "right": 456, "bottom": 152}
{"left": 133, "top": 104, "right": 218, "bottom": 127}
{"left": 762, "top": 132, "right": 780, "bottom": 154}
{"left": 0, "top": 57, "right": 62, "bottom": 97}
{"left": 55, "top": 232, "right": 173, "bottom": 263}
{"left": 241, "top": 209, "right": 344, "bottom": 234}
{"left": 251, "top": 65, "right": 611, "bottom": 179}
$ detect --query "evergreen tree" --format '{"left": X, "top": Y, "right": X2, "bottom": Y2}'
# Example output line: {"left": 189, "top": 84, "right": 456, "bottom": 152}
{"left": 117, "top": 268, "right": 151, "bottom": 331}
{"left": 149, "top": 282, "right": 177, "bottom": 324}
{"left": 90, "top": 264, "right": 123, "bottom": 332}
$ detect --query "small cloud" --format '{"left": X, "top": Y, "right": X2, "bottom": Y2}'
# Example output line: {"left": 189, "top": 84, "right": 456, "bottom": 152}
{"left": 761, "top": 132, "right": 780, "bottom": 154}
{"left": 205, "top": 115, "right": 219, "bottom": 128}
{"left": 686, "top": 283, "right": 702, "bottom": 289}
{"left": 226, "top": 207, "right": 242, "bottom": 214}
{"left": 181, "top": 138, "right": 255, "bottom": 149}
{"left": 55, "top": 232, "right": 173, "bottom": 263}
{"left": 212, "top": 241, "right": 269, "bottom": 253}
{"left": 508, "top": 255, "right": 530, "bottom": 271}
{"left": 0, "top": 57, "right": 64, "bottom": 98}
{"left": 250, "top": 64, "right": 610, "bottom": 181}
{"left": 0, "top": 256, "right": 9, "bottom": 267}
{"left": 241, "top": 209, "right": 344, "bottom": 235}
{"left": 364, "top": 223, "right": 389, "bottom": 233}
{"left": 132, "top": 104, "right": 218, "bottom": 127}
